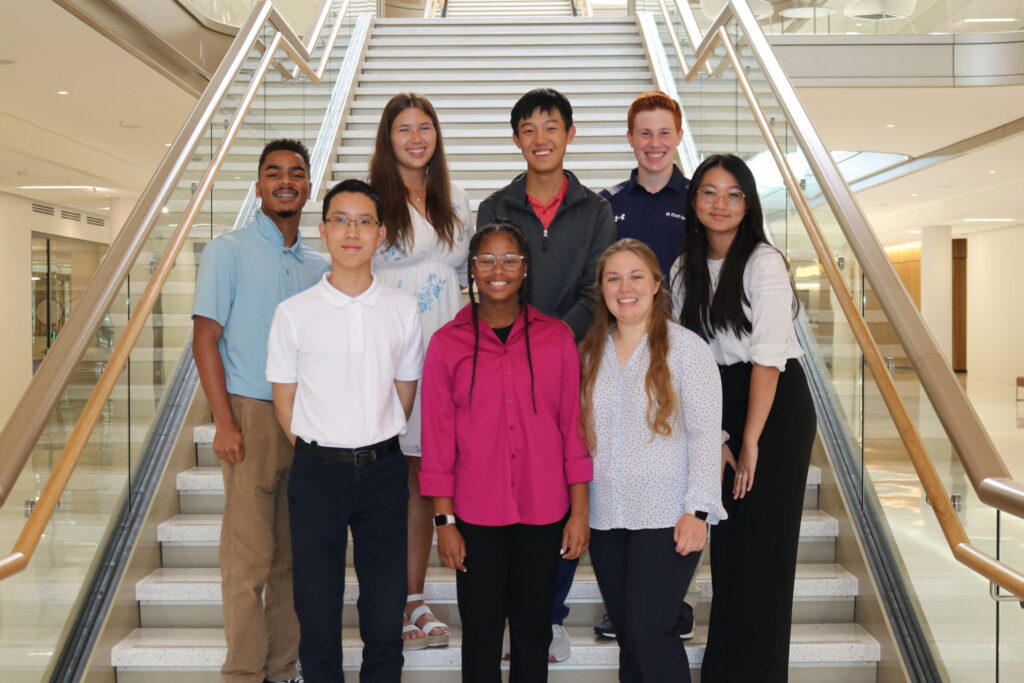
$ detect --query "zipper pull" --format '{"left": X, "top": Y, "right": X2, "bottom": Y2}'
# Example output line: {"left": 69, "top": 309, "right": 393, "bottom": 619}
{"left": 543, "top": 228, "right": 549, "bottom": 252}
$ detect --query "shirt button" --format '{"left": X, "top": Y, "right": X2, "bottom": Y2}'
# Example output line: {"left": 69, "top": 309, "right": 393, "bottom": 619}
{"left": 506, "top": 371, "right": 511, "bottom": 377}
{"left": 509, "top": 426, "right": 515, "bottom": 431}
{"left": 506, "top": 399, "right": 513, "bottom": 404}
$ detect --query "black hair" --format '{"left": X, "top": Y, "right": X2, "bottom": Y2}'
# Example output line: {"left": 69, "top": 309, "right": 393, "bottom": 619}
{"left": 259, "top": 138, "right": 311, "bottom": 174}
{"left": 510, "top": 88, "right": 574, "bottom": 134}
{"left": 674, "top": 153, "right": 797, "bottom": 340}
{"left": 321, "top": 178, "right": 383, "bottom": 222}
{"left": 466, "top": 221, "right": 537, "bottom": 412}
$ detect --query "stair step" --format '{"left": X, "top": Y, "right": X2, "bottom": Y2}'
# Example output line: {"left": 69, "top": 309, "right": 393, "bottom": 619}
{"left": 110, "top": 624, "right": 880, "bottom": 673}
{"left": 157, "top": 509, "right": 839, "bottom": 545}
{"left": 135, "top": 563, "right": 857, "bottom": 605}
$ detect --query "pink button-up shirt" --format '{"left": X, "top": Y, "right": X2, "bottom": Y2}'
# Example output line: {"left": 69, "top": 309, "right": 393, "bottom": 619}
{"left": 419, "top": 303, "right": 592, "bottom": 526}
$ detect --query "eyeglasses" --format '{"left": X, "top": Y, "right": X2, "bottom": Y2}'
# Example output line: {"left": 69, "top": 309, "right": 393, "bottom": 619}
{"left": 324, "top": 216, "right": 380, "bottom": 229}
{"left": 472, "top": 253, "right": 526, "bottom": 272}
{"left": 696, "top": 188, "right": 746, "bottom": 207}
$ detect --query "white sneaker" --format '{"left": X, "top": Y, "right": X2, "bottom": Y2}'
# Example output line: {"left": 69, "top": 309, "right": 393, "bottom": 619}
{"left": 549, "top": 624, "right": 571, "bottom": 663}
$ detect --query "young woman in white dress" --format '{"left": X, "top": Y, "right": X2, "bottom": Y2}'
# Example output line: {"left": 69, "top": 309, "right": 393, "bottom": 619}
{"left": 370, "top": 92, "right": 472, "bottom": 650}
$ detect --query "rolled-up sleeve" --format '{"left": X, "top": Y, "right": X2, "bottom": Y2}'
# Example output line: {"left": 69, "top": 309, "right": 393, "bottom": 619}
{"left": 678, "top": 333, "right": 728, "bottom": 524}
{"left": 748, "top": 249, "right": 796, "bottom": 371}
{"left": 557, "top": 328, "right": 592, "bottom": 485}
{"left": 418, "top": 333, "right": 456, "bottom": 497}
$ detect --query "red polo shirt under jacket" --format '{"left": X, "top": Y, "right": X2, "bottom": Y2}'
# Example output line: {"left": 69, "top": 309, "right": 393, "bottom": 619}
{"left": 419, "top": 303, "right": 592, "bottom": 526}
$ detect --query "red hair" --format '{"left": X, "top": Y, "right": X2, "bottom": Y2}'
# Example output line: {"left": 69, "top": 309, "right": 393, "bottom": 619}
{"left": 627, "top": 91, "right": 682, "bottom": 132}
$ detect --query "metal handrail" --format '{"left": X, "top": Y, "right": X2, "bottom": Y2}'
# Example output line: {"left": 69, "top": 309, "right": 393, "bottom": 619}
{"left": 0, "top": 0, "right": 356, "bottom": 580}
{"left": 659, "top": 0, "right": 1024, "bottom": 599}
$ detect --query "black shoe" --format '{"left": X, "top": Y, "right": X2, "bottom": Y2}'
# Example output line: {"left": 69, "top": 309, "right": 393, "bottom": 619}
{"left": 678, "top": 602, "right": 694, "bottom": 640}
{"left": 265, "top": 677, "right": 303, "bottom": 683}
{"left": 593, "top": 614, "right": 616, "bottom": 639}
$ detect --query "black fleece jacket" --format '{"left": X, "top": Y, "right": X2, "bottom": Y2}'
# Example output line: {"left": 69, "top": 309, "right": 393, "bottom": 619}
{"left": 476, "top": 171, "right": 616, "bottom": 340}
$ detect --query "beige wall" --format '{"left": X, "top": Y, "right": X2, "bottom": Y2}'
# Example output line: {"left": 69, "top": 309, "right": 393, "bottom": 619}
{"left": 966, "top": 224, "right": 1024, "bottom": 386}
{"left": 0, "top": 191, "right": 110, "bottom": 431}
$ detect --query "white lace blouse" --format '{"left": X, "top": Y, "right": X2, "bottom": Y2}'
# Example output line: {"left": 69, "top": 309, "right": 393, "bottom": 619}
{"left": 589, "top": 323, "right": 727, "bottom": 530}
{"left": 670, "top": 243, "right": 802, "bottom": 371}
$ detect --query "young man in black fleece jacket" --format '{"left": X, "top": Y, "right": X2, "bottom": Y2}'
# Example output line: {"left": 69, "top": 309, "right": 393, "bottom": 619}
{"left": 476, "top": 88, "right": 615, "bottom": 342}
{"left": 475, "top": 88, "right": 615, "bottom": 664}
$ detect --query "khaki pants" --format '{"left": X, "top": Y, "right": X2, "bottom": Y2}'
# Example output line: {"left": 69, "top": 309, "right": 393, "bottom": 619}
{"left": 220, "top": 395, "right": 300, "bottom": 683}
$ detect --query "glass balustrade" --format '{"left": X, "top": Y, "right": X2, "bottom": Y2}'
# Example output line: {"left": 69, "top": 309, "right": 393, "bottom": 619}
{"left": 639, "top": 3, "right": 1023, "bottom": 678}
{"left": 0, "top": 4, "right": 361, "bottom": 679}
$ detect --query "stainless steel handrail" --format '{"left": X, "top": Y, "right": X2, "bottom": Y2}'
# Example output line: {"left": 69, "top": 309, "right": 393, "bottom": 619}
{"left": 653, "top": 0, "right": 1024, "bottom": 599}
{"left": 0, "top": 0, "right": 359, "bottom": 579}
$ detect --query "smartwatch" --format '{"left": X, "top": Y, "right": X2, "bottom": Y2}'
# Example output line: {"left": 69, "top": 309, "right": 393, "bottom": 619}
{"left": 433, "top": 514, "right": 456, "bottom": 528}
{"left": 685, "top": 509, "right": 709, "bottom": 521}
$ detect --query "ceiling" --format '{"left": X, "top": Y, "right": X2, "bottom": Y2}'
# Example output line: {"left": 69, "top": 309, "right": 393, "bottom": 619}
{"left": 0, "top": 1, "right": 194, "bottom": 214}
{"left": 0, "top": 2, "right": 1021, "bottom": 241}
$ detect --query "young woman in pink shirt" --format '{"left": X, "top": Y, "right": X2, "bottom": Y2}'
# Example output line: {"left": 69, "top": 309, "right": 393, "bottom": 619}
{"left": 419, "top": 221, "right": 592, "bottom": 682}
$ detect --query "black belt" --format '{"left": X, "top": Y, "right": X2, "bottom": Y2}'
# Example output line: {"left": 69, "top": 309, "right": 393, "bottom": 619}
{"left": 295, "top": 436, "right": 400, "bottom": 466}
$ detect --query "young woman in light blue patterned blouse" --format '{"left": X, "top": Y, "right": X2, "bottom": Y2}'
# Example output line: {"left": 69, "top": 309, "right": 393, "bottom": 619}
{"left": 579, "top": 239, "right": 725, "bottom": 682}
{"left": 370, "top": 93, "right": 472, "bottom": 650}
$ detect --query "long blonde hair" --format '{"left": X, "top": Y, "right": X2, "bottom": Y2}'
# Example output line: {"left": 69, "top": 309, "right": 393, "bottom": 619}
{"left": 579, "top": 239, "right": 678, "bottom": 450}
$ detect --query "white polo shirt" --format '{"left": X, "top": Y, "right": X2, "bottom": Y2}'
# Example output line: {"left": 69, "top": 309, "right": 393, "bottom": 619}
{"left": 266, "top": 273, "right": 424, "bottom": 448}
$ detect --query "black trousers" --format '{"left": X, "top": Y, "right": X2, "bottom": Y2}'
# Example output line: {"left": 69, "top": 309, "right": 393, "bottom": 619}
{"left": 455, "top": 516, "right": 566, "bottom": 683}
{"left": 590, "top": 528, "right": 700, "bottom": 683}
{"left": 288, "top": 440, "right": 408, "bottom": 683}
{"left": 701, "top": 360, "right": 816, "bottom": 683}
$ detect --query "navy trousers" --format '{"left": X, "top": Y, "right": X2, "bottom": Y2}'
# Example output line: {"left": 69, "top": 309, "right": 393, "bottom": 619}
{"left": 288, "top": 440, "right": 408, "bottom": 683}
{"left": 590, "top": 527, "right": 700, "bottom": 682}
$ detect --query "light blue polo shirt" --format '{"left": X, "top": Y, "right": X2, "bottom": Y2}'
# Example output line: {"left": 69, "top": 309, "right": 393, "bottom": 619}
{"left": 193, "top": 211, "right": 330, "bottom": 401}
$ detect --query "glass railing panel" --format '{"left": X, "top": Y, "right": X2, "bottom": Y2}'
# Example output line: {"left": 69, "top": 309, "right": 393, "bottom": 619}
{"left": 0, "top": 5, "right": 357, "bottom": 678}
{"left": 685, "top": 0, "right": 1024, "bottom": 36}
{"left": 650, "top": 5, "right": 1019, "bottom": 674}
{"left": 998, "top": 512, "right": 1024, "bottom": 676}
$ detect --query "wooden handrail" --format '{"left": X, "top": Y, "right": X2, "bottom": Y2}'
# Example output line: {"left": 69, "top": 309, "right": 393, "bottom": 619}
{"left": 664, "top": 0, "right": 1024, "bottom": 599}
{"left": 0, "top": 0, "right": 356, "bottom": 581}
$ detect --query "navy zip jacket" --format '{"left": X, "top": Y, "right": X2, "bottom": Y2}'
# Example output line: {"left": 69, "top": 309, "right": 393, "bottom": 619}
{"left": 476, "top": 170, "right": 616, "bottom": 341}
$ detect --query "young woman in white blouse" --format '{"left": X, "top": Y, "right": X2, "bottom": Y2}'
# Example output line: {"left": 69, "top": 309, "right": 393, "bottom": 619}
{"left": 672, "top": 154, "right": 815, "bottom": 682}
{"left": 580, "top": 239, "right": 725, "bottom": 682}
{"left": 370, "top": 92, "right": 472, "bottom": 649}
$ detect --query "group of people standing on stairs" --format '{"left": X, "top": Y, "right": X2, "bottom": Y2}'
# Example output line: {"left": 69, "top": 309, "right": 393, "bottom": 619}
{"left": 191, "top": 84, "right": 816, "bottom": 683}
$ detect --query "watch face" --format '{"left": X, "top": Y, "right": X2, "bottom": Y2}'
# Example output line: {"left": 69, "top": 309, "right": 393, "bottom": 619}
{"left": 434, "top": 514, "right": 449, "bottom": 527}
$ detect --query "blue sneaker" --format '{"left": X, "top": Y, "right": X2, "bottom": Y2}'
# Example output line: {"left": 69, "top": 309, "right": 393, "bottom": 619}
{"left": 593, "top": 614, "right": 615, "bottom": 639}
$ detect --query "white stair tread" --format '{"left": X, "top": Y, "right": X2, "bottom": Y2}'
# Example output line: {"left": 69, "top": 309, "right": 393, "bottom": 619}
{"left": 179, "top": 459, "right": 822, "bottom": 488}
{"left": 135, "top": 564, "right": 857, "bottom": 603}
{"left": 110, "top": 624, "right": 880, "bottom": 668}
{"left": 157, "top": 509, "right": 838, "bottom": 544}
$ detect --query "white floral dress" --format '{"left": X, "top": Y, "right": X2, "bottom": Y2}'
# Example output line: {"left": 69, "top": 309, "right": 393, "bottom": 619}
{"left": 373, "top": 182, "right": 472, "bottom": 456}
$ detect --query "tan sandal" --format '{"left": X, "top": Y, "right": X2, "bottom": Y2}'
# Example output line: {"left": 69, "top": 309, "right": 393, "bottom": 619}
{"left": 407, "top": 593, "right": 450, "bottom": 648}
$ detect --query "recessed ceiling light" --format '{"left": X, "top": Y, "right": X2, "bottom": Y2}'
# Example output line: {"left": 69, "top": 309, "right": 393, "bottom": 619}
{"left": 911, "top": 193, "right": 918, "bottom": 197}
{"left": 100, "top": 206, "right": 110, "bottom": 210}
{"left": 963, "top": 18, "right": 1019, "bottom": 23}
{"left": 909, "top": 230, "right": 922, "bottom": 234}
{"left": 31, "top": 276, "right": 41, "bottom": 281}
{"left": 57, "top": 90, "right": 69, "bottom": 95}
{"left": 962, "top": 218, "right": 1013, "bottom": 222}
{"left": 161, "top": 207, "right": 169, "bottom": 214}
{"left": 164, "top": 143, "right": 172, "bottom": 147}
{"left": 885, "top": 124, "right": 895, "bottom": 128}
{"left": 988, "top": 170, "right": 997, "bottom": 174}
{"left": 234, "top": 176, "right": 241, "bottom": 180}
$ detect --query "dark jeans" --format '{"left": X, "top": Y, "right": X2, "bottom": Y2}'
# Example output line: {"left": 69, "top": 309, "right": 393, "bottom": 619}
{"left": 590, "top": 527, "right": 700, "bottom": 683}
{"left": 456, "top": 516, "right": 566, "bottom": 683}
{"left": 288, "top": 440, "right": 408, "bottom": 683}
{"left": 550, "top": 557, "right": 578, "bottom": 625}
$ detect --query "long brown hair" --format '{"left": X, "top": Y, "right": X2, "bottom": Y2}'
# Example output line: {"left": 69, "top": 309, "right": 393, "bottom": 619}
{"left": 369, "top": 93, "right": 457, "bottom": 251}
{"left": 580, "top": 239, "right": 678, "bottom": 450}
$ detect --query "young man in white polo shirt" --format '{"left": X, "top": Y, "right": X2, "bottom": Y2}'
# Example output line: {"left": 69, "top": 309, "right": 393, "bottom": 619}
{"left": 267, "top": 179, "right": 424, "bottom": 682}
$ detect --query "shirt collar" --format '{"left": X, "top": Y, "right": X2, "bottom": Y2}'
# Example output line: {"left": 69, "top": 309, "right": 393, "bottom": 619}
{"left": 254, "top": 210, "right": 308, "bottom": 261}
{"left": 526, "top": 175, "right": 569, "bottom": 212}
{"left": 452, "top": 302, "right": 542, "bottom": 329}
{"left": 626, "top": 165, "right": 687, "bottom": 196}
{"left": 316, "top": 272, "right": 382, "bottom": 308}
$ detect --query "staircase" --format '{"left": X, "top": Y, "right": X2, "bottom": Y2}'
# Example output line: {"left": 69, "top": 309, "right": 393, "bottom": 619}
{"left": 109, "top": 16, "right": 881, "bottom": 682}
{"left": 433, "top": 0, "right": 576, "bottom": 17}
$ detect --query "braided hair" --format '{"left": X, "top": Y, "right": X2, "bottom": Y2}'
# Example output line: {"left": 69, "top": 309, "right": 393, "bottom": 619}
{"left": 466, "top": 221, "right": 537, "bottom": 412}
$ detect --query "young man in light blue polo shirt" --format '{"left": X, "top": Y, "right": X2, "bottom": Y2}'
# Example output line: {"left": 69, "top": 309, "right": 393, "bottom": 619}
{"left": 192, "top": 139, "right": 329, "bottom": 683}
